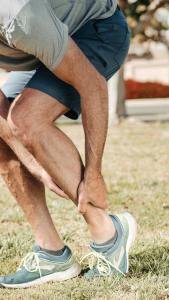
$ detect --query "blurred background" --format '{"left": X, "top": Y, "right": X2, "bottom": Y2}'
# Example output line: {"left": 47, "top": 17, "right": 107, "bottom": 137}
{"left": 111, "top": 0, "right": 169, "bottom": 123}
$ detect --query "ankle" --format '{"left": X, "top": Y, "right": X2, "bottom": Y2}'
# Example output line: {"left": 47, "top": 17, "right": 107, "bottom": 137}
{"left": 37, "top": 242, "right": 65, "bottom": 252}
{"left": 86, "top": 210, "right": 116, "bottom": 244}
{"left": 36, "top": 237, "right": 64, "bottom": 252}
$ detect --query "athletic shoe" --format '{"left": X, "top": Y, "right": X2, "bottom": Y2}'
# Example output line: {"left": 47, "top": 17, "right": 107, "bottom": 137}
{"left": 81, "top": 212, "right": 137, "bottom": 279}
{"left": 0, "top": 245, "right": 81, "bottom": 288}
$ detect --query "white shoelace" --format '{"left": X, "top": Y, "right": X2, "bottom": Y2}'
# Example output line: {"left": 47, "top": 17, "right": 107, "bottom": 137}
{"left": 80, "top": 252, "right": 125, "bottom": 276}
{"left": 17, "top": 252, "right": 42, "bottom": 277}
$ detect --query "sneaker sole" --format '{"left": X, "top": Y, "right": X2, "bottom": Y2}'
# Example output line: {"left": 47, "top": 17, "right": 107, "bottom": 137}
{"left": 123, "top": 212, "right": 137, "bottom": 273}
{"left": 0, "top": 262, "right": 81, "bottom": 289}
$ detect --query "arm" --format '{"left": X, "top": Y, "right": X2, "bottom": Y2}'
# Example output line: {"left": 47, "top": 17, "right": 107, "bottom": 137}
{"left": 53, "top": 39, "right": 108, "bottom": 213}
{"left": 0, "top": 114, "right": 68, "bottom": 199}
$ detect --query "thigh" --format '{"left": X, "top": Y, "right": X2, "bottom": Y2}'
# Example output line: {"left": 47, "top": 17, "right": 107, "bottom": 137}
{"left": 26, "top": 65, "right": 80, "bottom": 120}
{"left": 10, "top": 88, "right": 70, "bottom": 125}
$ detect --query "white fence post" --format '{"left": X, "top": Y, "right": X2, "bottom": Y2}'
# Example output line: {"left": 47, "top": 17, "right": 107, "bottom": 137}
{"left": 108, "top": 73, "right": 119, "bottom": 126}
{"left": 108, "top": 68, "right": 125, "bottom": 126}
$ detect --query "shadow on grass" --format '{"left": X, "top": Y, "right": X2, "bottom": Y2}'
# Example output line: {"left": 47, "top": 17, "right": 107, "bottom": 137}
{"left": 129, "top": 245, "right": 169, "bottom": 277}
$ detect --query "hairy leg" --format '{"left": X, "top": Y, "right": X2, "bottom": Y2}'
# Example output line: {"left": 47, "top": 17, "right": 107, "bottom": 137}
{"left": 9, "top": 89, "right": 115, "bottom": 243}
{"left": 0, "top": 92, "right": 64, "bottom": 250}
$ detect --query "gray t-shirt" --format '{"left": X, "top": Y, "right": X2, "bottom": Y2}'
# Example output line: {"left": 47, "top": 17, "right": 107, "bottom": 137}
{"left": 0, "top": 0, "right": 117, "bottom": 71}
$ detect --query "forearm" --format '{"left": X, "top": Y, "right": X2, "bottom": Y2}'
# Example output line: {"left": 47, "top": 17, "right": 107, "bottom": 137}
{"left": 53, "top": 38, "right": 109, "bottom": 175}
{"left": 81, "top": 77, "right": 109, "bottom": 176}
{"left": 51, "top": 38, "right": 110, "bottom": 211}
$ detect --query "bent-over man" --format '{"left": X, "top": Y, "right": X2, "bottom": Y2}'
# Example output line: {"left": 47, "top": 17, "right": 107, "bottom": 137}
{"left": 0, "top": 0, "right": 136, "bottom": 288}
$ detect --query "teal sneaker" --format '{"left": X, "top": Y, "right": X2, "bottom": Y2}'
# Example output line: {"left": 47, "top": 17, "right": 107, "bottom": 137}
{"left": 0, "top": 245, "right": 81, "bottom": 288}
{"left": 81, "top": 212, "right": 137, "bottom": 279}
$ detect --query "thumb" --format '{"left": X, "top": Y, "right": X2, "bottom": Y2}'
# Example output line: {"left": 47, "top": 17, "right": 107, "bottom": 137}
{"left": 78, "top": 195, "right": 87, "bottom": 214}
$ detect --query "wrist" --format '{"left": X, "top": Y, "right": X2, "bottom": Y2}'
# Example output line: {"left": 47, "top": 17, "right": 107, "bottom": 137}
{"left": 84, "top": 167, "right": 102, "bottom": 181}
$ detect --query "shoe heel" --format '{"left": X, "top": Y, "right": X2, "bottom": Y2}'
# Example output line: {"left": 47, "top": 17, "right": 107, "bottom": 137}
{"left": 123, "top": 212, "right": 137, "bottom": 252}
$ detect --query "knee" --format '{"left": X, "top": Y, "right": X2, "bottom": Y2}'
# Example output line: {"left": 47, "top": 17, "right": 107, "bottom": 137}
{"left": 0, "top": 158, "right": 21, "bottom": 176}
{"left": 7, "top": 88, "right": 66, "bottom": 148}
{"left": 7, "top": 94, "right": 43, "bottom": 148}
{"left": 0, "top": 141, "right": 21, "bottom": 175}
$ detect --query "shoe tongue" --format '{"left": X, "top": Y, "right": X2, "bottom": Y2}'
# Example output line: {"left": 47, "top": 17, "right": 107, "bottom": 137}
{"left": 90, "top": 242, "right": 106, "bottom": 253}
{"left": 32, "top": 245, "right": 71, "bottom": 260}
{"left": 90, "top": 242, "right": 114, "bottom": 253}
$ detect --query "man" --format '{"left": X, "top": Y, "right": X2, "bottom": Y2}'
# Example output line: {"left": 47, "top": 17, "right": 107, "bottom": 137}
{"left": 0, "top": 0, "right": 136, "bottom": 288}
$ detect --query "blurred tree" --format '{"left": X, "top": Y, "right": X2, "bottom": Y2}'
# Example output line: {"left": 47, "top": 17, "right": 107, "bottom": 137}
{"left": 111, "top": 0, "right": 169, "bottom": 122}
{"left": 108, "top": 1, "right": 169, "bottom": 123}
{"left": 122, "top": 0, "right": 169, "bottom": 47}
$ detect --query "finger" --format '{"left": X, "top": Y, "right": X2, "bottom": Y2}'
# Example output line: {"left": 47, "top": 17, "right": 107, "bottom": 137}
{"left": 41, "top": 172, "right": 69, "bottom": 199}
{"left": 54, "top": 188, "right": 69, "bottom": 199}
{"left": 49, "top": 181, "right": 69, "bottom": 199}
{"left": 91, "top": 199, "right": 108, "bottom": 210}
{"left": 78, "top": 203, "right": 87, "bottom": 214}
{"left": 58, "top": 190, "right": 69, "bottom": 199}
{"left": 78, "top": 197, "right": 87, "bottom": 214}
{"left": 52, "top": 187, "right": 69, "bottom": 199}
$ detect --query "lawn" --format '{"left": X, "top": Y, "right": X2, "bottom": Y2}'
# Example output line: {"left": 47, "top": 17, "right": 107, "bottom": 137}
{"left": 0, "top": 120, "right": 169, "bottom": 300}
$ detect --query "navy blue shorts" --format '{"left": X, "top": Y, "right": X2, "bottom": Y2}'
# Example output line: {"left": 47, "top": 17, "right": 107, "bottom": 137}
{"left": 26, "top": 6, "right": 130, "bottom": 120}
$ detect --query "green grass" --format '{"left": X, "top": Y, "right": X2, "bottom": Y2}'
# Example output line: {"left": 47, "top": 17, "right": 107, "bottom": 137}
{"left": 1, "top": 120, "right": 169, "bottom": 300}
